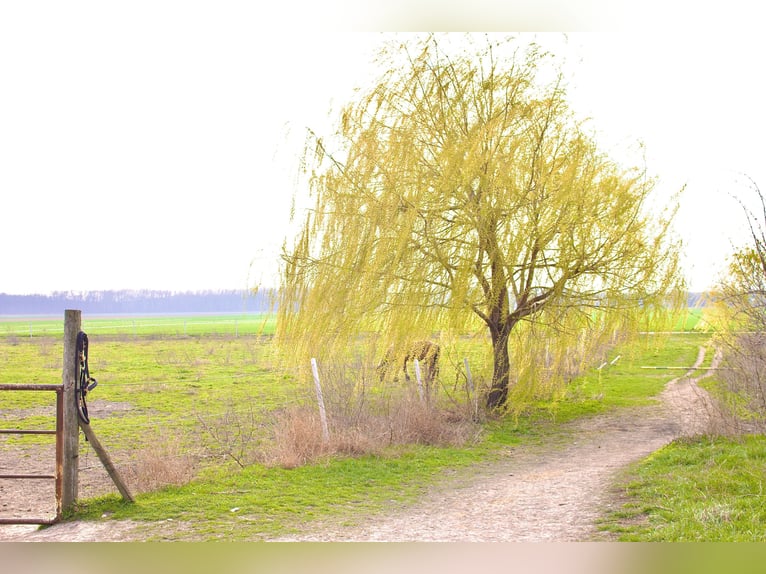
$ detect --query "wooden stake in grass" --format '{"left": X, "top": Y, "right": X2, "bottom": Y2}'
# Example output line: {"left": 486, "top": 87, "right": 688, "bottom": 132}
{"left": 310, "top": 358, "right": 330, "bottom": 443}
{"left": 464, "top": 357, "right": 478, "bottom": 421}
{"left": 414, "top": 359, "right": 425, "bottom": 403}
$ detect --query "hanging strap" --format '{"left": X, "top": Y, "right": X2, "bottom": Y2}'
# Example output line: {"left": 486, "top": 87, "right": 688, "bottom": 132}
{"left": 76, "top": 331, "right": 98, "bottom": 424}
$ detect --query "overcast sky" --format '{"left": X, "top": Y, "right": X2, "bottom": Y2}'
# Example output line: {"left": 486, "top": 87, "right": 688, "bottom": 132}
{"left": 1, "top": 3, "right": 764, "bottom": 296}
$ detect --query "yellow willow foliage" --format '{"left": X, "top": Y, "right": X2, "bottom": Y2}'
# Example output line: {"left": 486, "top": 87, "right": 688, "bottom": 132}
{"left": 715, "top": 247, "right": 766, "bottom": 328}
{"left": 277, "top": 33, "right": 684, "bottom": 408}
{"left": 714, "top": 178, "right": 766, "bottom": 334}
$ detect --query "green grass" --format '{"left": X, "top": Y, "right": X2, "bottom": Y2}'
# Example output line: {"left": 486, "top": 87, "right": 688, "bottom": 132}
{"left": 673, "top": 306, "right": 706, "bottom": 331}
{"left": 73, "top": 445, "right": 492, "bottom": 540}
{"left": 0, "top": 335, "right": 291, "bottom": 448}
{"left": 1, "top": 312, "right": 736, "bottom": 540}
{"left": 600, "top": 435, "right": 766, "bottom": 541}
{"left": 536, "top": 332, "right": 710, "bottom": 423}
{"left": 0, "top": 313, "right": 276, "bottom": 339}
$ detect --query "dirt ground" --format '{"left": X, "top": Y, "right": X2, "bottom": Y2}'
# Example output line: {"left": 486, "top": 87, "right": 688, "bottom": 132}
{"left": 0, "top": 347, "right": 720, "bottom": 542}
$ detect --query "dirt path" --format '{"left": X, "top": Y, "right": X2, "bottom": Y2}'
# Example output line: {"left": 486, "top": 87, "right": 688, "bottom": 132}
{"left": 1, "top": 347, "right": 719, "bottom": 542}
{"left": 273, "top": 346, "right": 720, "bottom": 542}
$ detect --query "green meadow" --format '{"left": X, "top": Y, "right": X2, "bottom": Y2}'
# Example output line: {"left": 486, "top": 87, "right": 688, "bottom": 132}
{"left": 0, "top": 313, "right": 276, "bottom": 339}
{"left": 2, "top": 310, "right": 764, "bottom": 541}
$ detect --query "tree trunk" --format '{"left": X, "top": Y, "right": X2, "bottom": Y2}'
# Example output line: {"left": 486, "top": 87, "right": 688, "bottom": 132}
{"left": 486, "top": 323, "right": 512, "bottom": 410}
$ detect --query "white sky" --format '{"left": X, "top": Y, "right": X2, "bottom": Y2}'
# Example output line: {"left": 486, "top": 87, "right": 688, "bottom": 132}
{"left": 1, "top": 3, "right": 764, "bottom": 295}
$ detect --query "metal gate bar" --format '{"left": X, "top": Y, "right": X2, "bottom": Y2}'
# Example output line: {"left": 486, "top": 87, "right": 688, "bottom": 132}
{"left": 0, "top": 430, "right": 57, "bottom": 435}
{"left": 0, "top": 383, "right": 64, "bottom": 525}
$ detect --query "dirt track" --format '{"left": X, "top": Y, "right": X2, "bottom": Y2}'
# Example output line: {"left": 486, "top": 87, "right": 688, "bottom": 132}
{"left": 1, "top": 347, "right": 719, "bottom": 542}
{"left": 272, "top": 346, "right": 719, "bottom": 542}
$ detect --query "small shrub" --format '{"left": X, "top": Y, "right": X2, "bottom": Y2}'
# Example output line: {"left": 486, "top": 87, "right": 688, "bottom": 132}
{"left": 262, "top": 407, "right": 345, "bottom": 469}
{"left": 194, "top": 357, "right": 481, "bottom": 470}
{"left": 710, "top": 333, "right": 766, "bottom": 435}
{"left": 385, "top": 395, "right": 480, "bottom": 446}
{"left": 260, "top": 389, "right": 480, "bottom": 469}
{"left": 196, "top": 401, "right": 267, "bottom": 468}
{"left": 123, "top": 435, "right": 200, "bottom": 493}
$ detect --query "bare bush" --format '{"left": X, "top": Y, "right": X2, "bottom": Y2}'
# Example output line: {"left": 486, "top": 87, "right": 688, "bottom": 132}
{"left": 123, "top": 435, "right": 200, "bottom": 493}
{"left": 262, "top": 407, "right": 369, "bottom": 469}
{"left": 196, "top": 401, "right": 268, "bottom": 468}
{"left": 191, "top": 355, "right": 480, "bottom": 470}
{"left": 385, "top": 394, "right": 480, "bottom": 446}
{"left": 711, "top": 176, "right": 766, "bottom": 434}
{"left": 257, "top": 357, "right": 481, "bottom": 468}
{"left": 712, "top": 334, "right": 766, "bottom": 434}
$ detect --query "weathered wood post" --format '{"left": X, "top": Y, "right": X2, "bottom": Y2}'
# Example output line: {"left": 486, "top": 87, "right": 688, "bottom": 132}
{"left": 62, "top": 309, "right": 81, "bottom": 510}
{"left": 414, "top": 359, "right": 425, "bottom": 404}
{"left": 310, "top": 358, "right": 330, "bottom": 443}
{"left": 464, "top": 357, "right": 478, "bottom": 421}
{"left": 78, "top": 421, "right": 134, "bottom": 502}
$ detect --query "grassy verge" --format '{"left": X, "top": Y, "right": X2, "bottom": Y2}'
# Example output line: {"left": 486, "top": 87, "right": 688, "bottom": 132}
{"left": 72, "top": 444, "right": 494, "bottom": 540}
{"left": 599, "top": 435, "right": 766, "bottom": 541}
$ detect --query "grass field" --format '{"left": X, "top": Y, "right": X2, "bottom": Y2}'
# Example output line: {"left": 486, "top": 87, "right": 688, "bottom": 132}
{"left": 599, "top": 435, "right": 766, "bottom": 541}
{"left": 2, "top": 309, "right": 763, "bottom": 541}
{"left": 0, "top": 305, "right": 709, "bottom": 339}
{"left": 0, "top": 313, "right": 277, "bottom": 339}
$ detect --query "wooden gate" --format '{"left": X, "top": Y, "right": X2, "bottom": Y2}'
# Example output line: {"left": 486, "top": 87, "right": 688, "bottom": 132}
{"left": 0, "top": 309, "right": 133, "bottom": 528}
{"left": 0, "top": 383, "right": 64, "bottom": 525}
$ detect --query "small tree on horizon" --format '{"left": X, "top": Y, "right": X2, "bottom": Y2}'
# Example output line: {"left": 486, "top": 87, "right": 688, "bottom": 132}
{"left": 277, "top": 33, "right": 683, "bottom": 410}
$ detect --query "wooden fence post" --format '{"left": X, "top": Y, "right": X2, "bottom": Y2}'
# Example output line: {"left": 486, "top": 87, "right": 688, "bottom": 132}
{"left": 464, "top": 357, "right": 478, "bottom": 420}
{"left": 310, "top": 358, "right": 330, "bottom": 443}
{"left": 62, "top": 309, "right": 81, "bottom": 511}
{"left": 414, "top": 359, "right": 425, "bottom": 403}
{"left": 78, "top": 421, "right": 135, "bottom": 502}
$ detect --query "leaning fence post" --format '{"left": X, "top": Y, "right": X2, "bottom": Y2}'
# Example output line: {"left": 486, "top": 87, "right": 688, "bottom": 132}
{"left": 78, "top": 421, "right": 134, "bottom": 502}
{"left": 62, "top": 309, "right": 81, "bottom": 511}
{"left": 310, "top": 358, "right": 330, "bottom": 443}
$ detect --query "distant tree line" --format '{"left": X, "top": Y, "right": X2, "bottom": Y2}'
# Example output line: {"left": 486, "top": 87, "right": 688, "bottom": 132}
{"left": 0, "top": 289, "right": 273, "bottom": 315}
{"left": 0, "top": 288, "right": 704, "bottom": 317}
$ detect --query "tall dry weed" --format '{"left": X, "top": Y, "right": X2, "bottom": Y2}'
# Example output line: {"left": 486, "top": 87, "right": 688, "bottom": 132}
{"left": 195, "top": 355, "right": 481, "bottom": 470}
{"left": 123, "top": 434, "right": 200, "bottom": 493}
{"left": 260, "top": 385, "right": 480, "bottom": 469}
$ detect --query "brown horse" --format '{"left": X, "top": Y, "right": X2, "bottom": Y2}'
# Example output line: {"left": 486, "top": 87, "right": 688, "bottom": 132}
{"left": 377, "top": 340, "right": 440, "bottom": 386}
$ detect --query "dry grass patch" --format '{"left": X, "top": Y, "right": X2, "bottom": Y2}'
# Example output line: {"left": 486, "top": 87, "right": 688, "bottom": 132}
{"left": 123, "top": 435, "right": 201, "bottom": 494}
{"left": 261, "top": 395, "right": 481, "bottom": 469}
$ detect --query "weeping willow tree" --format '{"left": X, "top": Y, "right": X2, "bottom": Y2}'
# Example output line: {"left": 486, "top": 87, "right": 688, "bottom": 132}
{"left": 278, "top": 33, "right": 682, "bottom": 410}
